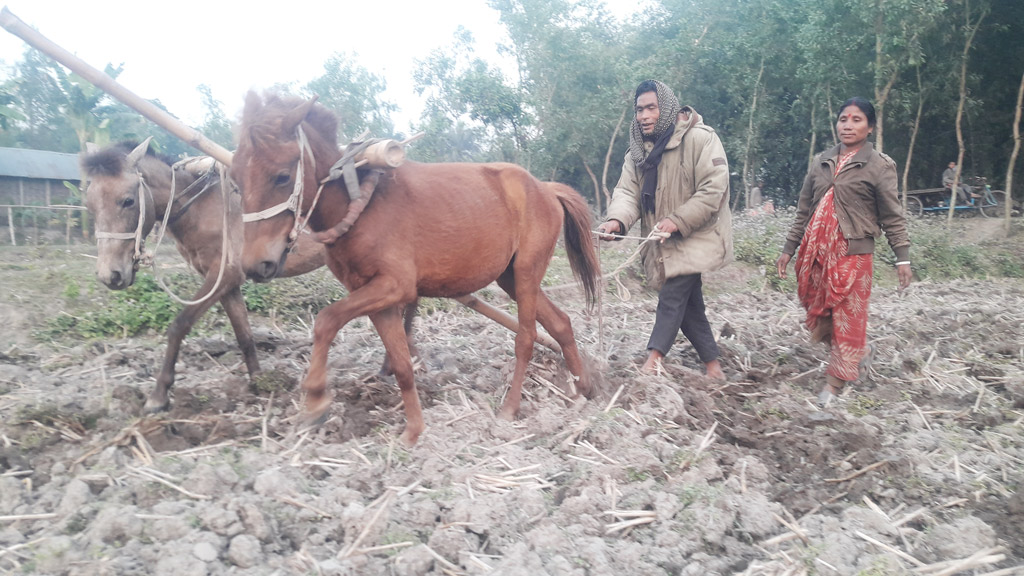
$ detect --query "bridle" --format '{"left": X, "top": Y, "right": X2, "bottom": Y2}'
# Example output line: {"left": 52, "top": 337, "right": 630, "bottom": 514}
{"left": 240, "top": 125, "right": 373, "bottom": 249}
{"left": 93, "top": 172, "right": 153, "bottom": 267}
{"left": 240, "top": 125, "right": 321, "bottom": 250}
{"left": 92, "top": 149, "right": 231, "bottom": 306}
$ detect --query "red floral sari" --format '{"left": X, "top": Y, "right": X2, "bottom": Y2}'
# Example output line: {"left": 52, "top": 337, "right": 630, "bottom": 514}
{"left": 795, "top": 150, "right": 872, "bottom": 381}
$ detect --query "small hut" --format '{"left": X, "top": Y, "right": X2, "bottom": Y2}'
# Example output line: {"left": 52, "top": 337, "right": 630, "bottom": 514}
{"left": 0, "top": 147, "right": 82, "bottom": 244}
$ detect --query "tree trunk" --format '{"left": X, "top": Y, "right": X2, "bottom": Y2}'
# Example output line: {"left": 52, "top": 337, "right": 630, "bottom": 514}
{"left": 808, "top": 97, "right": 818, "bottom": 172}
{"left": 947, "top": 0, "right": 987, "bottom": 226}
{"left": 826, "top": 83, "right": 838, "bottom": 146}
{"left": 741, "top": 57, "right": 766, "bottom": 212}
{"left": 902, "top": 67, "right": 926, "bottom": 212}
{"left": 873, "top": 67, "right": 899, "bottom": 155}
{"left": 1005, "top": 72, "right": 1024, "bottom": 234}
{"left": 580, "top": 154, "right": 601, "bottom": 214}
{"left": 601, "top": 107, "right": 627, "bottom": 211}
{"left": 871, "top": 4, "right": 901, "bottom": 154}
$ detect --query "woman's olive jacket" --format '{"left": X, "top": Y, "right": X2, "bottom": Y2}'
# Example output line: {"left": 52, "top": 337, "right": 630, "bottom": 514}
{"left": 782, "top": 143, "right": 910, "bottom": 262}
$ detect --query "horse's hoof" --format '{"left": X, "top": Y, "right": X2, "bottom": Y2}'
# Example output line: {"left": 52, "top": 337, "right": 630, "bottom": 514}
{"left": 497, "top": 406, "right": 518, "bottom": 422}
{"left": 398, "top": 427, "right": 421, "bottom": 447}
{"left": 296, "top": 407, "right": 330, "bottom": 432}
{"left": 574, "top": 380, "right": 593, "bottom": 399}
{"left": 143, "top": 398, "right": 170, "bottom": 414}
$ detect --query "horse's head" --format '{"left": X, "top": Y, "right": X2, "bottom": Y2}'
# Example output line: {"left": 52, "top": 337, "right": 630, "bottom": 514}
{"left": 233, "top": 91, "right": 337, "bottom": 282}
{"left": 82, "top": 139, "right": 158, "bottom": 290}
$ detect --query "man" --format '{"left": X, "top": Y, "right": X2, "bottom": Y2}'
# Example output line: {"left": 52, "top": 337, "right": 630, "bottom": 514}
{"left": 597, "top": 80, "right": 733, "bottom": 380}
{"left": 942, "top": 161, "right": 978, "bottom": 204}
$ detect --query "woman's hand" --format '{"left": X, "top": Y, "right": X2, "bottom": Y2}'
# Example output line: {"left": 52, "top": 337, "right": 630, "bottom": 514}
{"left": 897, "top": 263, "right": 912, "bottom": 292}
{"left": 775, "top": 253, "right": 792, "bottom": 279}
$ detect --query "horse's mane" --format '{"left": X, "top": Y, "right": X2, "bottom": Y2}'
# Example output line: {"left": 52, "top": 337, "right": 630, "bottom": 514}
{"left": 239, "top": 92, "right": 339, "bottom": 152}
{"left": 80, "top": 141, "right": 173, "bottom": 177}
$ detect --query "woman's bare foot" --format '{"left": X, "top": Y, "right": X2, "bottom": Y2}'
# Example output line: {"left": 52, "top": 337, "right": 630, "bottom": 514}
{"left": 705, "top": 359, "right": 726, "bottom": 381}
{"left": 640, "top": 350, "right": 665, "bottom": 375}
{"left": 810, "top": 316, "right": 833, "bottom": 344}
{"left": 817, "top": 374, "right": 846, "bottom": 407}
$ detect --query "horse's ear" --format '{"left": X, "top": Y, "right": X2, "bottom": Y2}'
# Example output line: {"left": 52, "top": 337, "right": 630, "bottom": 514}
{"left": 126, "top": 137, "right": 153, "bottom": 169}
{"left": 281, "top": 95, "right": 320, "bottom": 134}
{"left": 243, "top": 91, "right": 262, "bottom": 120}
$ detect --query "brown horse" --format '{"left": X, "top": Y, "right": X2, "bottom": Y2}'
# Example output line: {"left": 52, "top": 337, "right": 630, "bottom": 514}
{"left": 82, "top": 140, "right": 325, "bottom": 413}
{"left": 232, "top": 92, "right": 601, "bottom": 446}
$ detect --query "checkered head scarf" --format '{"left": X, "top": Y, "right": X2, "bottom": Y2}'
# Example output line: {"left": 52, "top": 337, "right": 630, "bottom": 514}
{"left": 628, "top": 81, "right": 682, "bottom": 213}
{"left": 628, "top": 80, "right": 681, "bottom": 166}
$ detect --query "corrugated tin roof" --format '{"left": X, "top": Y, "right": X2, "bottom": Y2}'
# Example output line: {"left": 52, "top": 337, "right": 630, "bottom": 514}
{"left": 0, "top": 147, "right": 81, "bottom": 181}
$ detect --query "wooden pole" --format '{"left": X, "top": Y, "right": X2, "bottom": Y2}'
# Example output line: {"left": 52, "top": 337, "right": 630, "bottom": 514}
{"left": 7, "top": 206, "right": 14, "bottom": 246}
{"left": 454, "top": 294, "right": 561, "bottom": 354}
{"left": 0, "top": 6, "right": 233, "bottom": 166}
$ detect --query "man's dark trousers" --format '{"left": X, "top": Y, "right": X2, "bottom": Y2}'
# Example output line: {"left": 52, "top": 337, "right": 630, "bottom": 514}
{"left": 647, "top": 273, "right": 720, "bottom": 362}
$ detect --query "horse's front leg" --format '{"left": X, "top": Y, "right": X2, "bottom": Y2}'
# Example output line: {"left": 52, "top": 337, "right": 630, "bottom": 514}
{"left": 219, "top": 285, "right": 261, "bottom": 378}
{"left": 369, "top": 307, "right": 423, "bottom": 446}
{"left": 145, "top": 273, "right": 235, "bottom": 412}
{"left": 301, "top": 277, "right": 411, "bottom": 427}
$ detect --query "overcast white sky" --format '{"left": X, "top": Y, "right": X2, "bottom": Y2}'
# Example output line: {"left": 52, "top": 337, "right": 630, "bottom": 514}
{"left": 1, "top": 1, "right": 644, "bottom": 132}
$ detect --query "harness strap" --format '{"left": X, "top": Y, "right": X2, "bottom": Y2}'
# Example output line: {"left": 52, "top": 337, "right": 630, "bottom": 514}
{"left": 326, "top": 139, "right": 376, "bottom": 200}
{"left": 166, "top": 167, "right": 219, "bottom": 226}
{"left": 310, "top": 169, "right": 382, "bottom": 244}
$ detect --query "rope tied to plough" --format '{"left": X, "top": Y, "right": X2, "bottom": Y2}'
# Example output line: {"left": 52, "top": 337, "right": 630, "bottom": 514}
{"left": 594, "top": 228, "right": 670, "bottom": 302}
{"left": 541, "top": 228, "right": 669, "bottom": 300}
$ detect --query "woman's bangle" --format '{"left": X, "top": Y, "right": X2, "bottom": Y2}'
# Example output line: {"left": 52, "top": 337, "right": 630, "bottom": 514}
{"left": 894, "top": 261, "right": 911, "bottom": 267}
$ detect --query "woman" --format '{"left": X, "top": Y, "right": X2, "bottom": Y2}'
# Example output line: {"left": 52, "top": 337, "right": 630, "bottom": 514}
{"left": 775, "top": 97, "right": 912, "bottom": 406}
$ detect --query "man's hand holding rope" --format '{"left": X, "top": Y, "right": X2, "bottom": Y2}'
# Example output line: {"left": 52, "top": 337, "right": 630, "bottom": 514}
{"left": 596, "top": 218, "right": 673, "bottom": 243}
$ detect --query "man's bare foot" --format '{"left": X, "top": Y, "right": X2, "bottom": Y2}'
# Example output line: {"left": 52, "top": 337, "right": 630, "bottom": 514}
{"left": 705, "top": 359, "right": 725, "bottom": 381}
{"left": 640, "top": 350, "right": 665, "bottom": 375}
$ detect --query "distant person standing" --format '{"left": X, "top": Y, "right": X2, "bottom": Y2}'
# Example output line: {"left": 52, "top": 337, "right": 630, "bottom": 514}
{"left": 775, "top": 97, "right": 912, "bottom": 406}
{"left": 749, "top": 180, "right": 764, "bottom": 210}
{"left": 941, "top": 161, "right": 978, "bottom": 204}
{"left": 597, "top": 80, "right": 732, "bottom": 380}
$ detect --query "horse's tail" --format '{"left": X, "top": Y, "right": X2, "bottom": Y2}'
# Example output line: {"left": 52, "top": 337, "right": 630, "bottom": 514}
{"left": 549, "top": 182, "right": 601, "bottom": 310}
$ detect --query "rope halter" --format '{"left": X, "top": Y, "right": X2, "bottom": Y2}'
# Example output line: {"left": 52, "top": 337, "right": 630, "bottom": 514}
{"left": 93, "top": 169, "right": 153, "bottom": 266}
{"left": 241, "top": 125, "right": 317, "bottom": 248}
{"left": 240, "top": 125, "right": 376, "bottom": 250}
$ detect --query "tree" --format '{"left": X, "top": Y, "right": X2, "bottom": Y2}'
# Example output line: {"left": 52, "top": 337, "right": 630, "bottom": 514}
{"left": 304, "top": 52, "right": 396, "bottom": 141}
{"left": 868, "top": 0, "right": 945, "bottom": 154}
{"left": 1005, "top": 72, "right": 1023, "bottom": 233}
{"left": 195, "top": 84, "right": 234, "bottom": 150}
{"left": 947, "top": 0, "right": 988, "bottom": 225}
{"left": 490, "top": 0, "right": 632, "bottom": 200}
{"left": 410, "top": 27, "right": 517, "bottom": 163}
